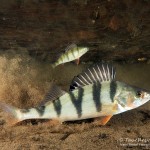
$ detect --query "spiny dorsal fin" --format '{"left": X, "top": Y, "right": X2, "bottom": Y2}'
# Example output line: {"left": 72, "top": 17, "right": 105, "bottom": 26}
{"left": 54, "top": 44, "right": 77, "bottom": 60}
{"left": 65, "top": 43, "right": 77, "bottom": 52}
{"left": 40, "top": 83, "right": 66, "bottom": 105}
{"left": 69, "top": 63, "right": 116, "bottom": 91}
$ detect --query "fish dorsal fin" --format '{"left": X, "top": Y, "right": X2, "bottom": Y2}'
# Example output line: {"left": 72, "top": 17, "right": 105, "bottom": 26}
{"left": 69, "top": 63, "right": 116, "bottom": 91}
{"left": 55, "top": 43, "right": 77, "bottom": 59}
{"left": 40, "top": 83, "right": 66, "bottom": 105}
{"left": 65, "top": 43, "right": 77, "bottom": 52}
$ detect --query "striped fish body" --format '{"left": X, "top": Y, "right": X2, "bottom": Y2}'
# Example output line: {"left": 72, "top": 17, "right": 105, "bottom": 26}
{"left": 47, "top": 80, "right": 150, "bottom": 122}
{"left": 1, "top": 63, "right": 150, "bottom": 125}
{"left": 47, "top": 81, "right": 122, "bottom": 122}
{"left": 20, "top": 81, "right": 117, "bottom": 122}
{"left": 15, "top": 80, "right": 150, "bottom": 122}
{"left": 52, "top": 44, "right": 89, "bottom": 68}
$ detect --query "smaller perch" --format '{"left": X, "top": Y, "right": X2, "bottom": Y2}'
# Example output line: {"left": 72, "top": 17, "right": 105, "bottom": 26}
{"left": 52, "top": 44, "right": 89, "bottom": 68}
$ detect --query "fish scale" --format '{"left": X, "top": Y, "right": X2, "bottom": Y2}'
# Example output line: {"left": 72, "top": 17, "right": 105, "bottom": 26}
{"left": 9, "top": 81, "right": 123, "bottom": 121}
{"left": 52, "top": 44, "right": 89, "bottom": 68}
{"left": 0, "top": 63, "right": 150, "bottom": 125}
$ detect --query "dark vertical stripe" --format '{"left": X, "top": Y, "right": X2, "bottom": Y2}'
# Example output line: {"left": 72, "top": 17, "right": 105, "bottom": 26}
{"left": 110, "top": 81, "right": 117, "bottom": 102}
{"left": 20, "top": 109, "right": 30, "bottom": 113}
{"left": 66, "top": 51, "right": 70, "bottom": 61}
{"left": 53, "top": 98, "right": 62, "bottom": 117}
{"left": 92, "top": 83, "right": 101, "bottom": 112}
{"left": 36, "top": 106, "right": 45, "bottom": 116}
{"left": 71, "top": 48, "right": 76, "bottom": 58}
{"left": 69, "top": 88, "right": 84, "bottom": 118}
{"left": 60, "top": 56, "right": 64, "bottom": 63}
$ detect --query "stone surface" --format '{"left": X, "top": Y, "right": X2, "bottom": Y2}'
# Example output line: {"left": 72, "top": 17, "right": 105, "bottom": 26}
{"left": 0, "top": 0, "right": 149, "bottom": 62}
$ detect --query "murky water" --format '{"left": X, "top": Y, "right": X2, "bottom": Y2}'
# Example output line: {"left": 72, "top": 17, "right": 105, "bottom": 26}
{"left": 0, "top": 1, "right": 149, "bottom": 150}
{"left": 0, "top": 50, "right": 149, "bottom": 110}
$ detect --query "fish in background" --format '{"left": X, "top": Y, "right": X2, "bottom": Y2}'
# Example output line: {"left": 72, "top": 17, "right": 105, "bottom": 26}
{"left": 0, "top": 63, "right": 150, "bottom": 126}
{"left": 51, "top": 44, "right": 89, "bottom": 68}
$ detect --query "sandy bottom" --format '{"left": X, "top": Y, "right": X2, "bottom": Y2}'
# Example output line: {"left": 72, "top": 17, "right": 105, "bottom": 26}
{"left": 0, "top": 51, "right": 149, "bottom": 150}
{"left": 0, "top": 105, "right": 150, "bottom": 150}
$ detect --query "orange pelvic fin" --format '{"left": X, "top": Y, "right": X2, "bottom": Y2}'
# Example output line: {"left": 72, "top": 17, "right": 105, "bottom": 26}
{"left": 95, "top": 115, "right": 113, "bottom": 126}
{"left": 75, "top": 58, "right": 80, "bottom": 65}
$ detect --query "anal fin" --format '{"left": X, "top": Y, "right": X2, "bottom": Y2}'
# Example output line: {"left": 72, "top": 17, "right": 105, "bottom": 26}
{"left": 94, "top": 115, "right": 113, "bottom": 126}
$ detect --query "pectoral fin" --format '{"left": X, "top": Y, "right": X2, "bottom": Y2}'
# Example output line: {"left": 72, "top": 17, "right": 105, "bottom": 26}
{"left": 94, "top": 101, "right": 118, "bottom": 126}
{"left": 127, "top": 94, "right": 134, "bottom": 107}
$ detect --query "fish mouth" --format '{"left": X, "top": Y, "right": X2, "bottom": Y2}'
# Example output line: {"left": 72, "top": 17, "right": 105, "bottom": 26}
{"left": 143, "top": 92, "right": 150, "bottom": 99}
{"left": 142, "top": 92, "right": 150, "bottom": 104}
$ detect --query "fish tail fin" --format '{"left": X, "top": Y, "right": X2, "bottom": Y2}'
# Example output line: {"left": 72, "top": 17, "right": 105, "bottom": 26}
{"left": 0, "top": 102, "right": 23, "bottom": 126}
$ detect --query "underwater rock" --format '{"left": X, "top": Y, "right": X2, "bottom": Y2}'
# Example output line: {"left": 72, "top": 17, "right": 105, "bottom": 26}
{"left": 0, "top": 0, "right": 149, "bottom": 63}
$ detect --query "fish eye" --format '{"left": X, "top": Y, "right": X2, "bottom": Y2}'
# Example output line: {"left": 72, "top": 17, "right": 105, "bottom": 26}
{"left": 136, "top": 91, "right": 142, "bottom": 97}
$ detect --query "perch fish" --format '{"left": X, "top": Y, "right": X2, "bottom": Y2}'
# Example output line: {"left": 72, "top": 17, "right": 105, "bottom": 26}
{"left": 0, "top": 64, "right": 150, "bottom": 126}
{"left": 52, "top": 44, "right": 89, "bottom": 68}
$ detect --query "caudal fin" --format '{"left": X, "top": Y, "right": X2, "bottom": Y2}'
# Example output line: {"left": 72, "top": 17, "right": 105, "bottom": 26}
{"left": 0, "top": 102, "right": 22, "bottom": 126}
